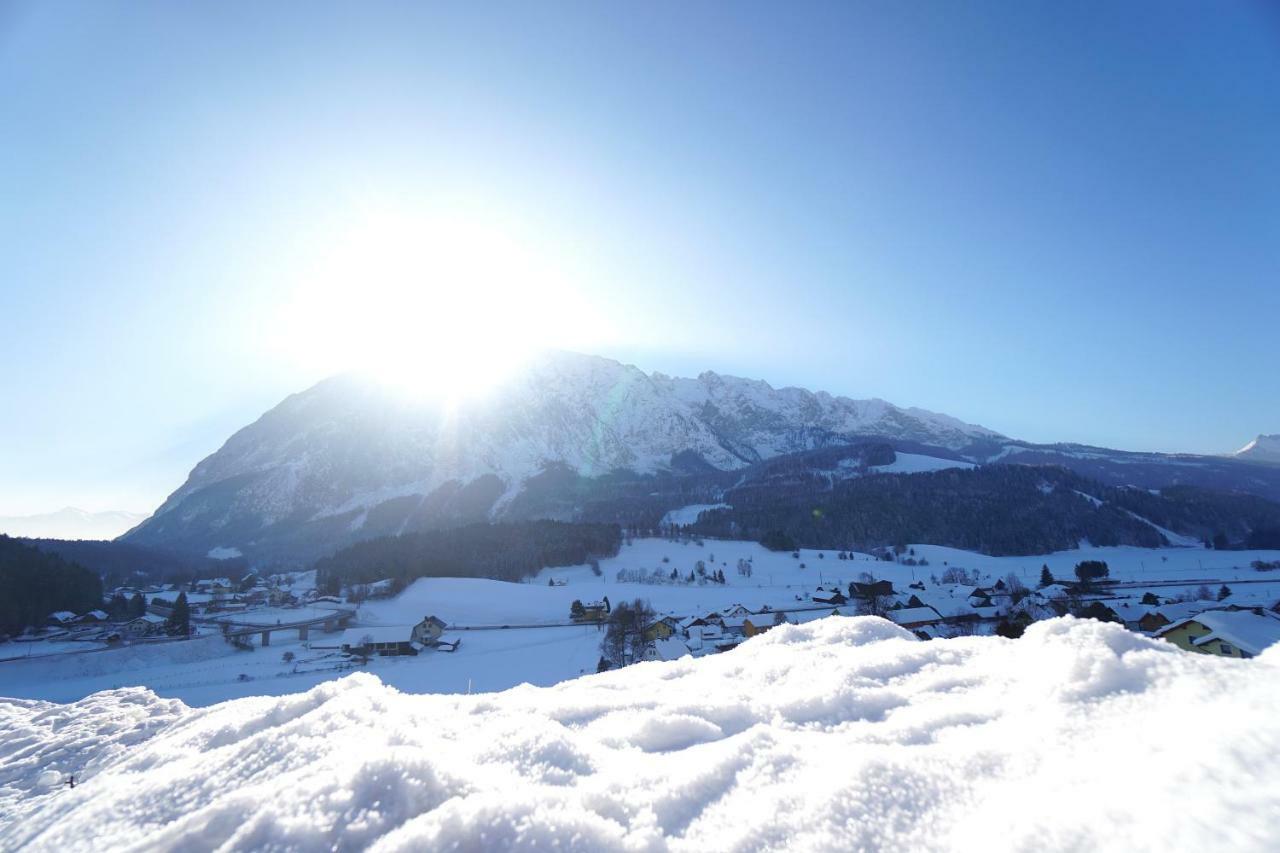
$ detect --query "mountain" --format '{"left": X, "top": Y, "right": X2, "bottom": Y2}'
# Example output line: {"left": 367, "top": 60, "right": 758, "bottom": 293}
{"left": 1236, "top": 434, "right": 1280, "bottom": 464}
{"left": 0, "top": 508, "right": 147, "bottom": 541}
{"left": 122, "top": 352, "right": 1000, "bottom": 561}
{"left": 123, "top": 351, "right": 1280, "bottom": 564}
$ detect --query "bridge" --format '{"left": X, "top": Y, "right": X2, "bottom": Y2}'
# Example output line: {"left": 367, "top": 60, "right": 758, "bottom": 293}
{"left": 196, "top": 606, "right": 357, "bottom": 648}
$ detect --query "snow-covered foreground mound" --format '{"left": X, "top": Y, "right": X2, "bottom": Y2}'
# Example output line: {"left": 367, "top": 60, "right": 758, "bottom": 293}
{"left": 3, "top": 617, "right": 1278, "bottom": 852}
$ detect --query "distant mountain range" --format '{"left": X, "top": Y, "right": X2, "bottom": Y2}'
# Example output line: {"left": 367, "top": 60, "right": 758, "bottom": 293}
{"left": 0, "top": 507, "right": 147, "bottom": 541}
{"left": 121, "top": 351, "right": 1280, "bottom": 564}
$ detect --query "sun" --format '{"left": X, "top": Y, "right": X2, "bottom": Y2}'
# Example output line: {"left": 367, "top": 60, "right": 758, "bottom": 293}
{"left": 273, "top": 204, "right": 607, "bottom": 403}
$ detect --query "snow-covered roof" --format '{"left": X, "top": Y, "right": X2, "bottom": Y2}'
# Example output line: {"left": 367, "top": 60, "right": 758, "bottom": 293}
{"left": 1149, "top": 601, "right": 1224, "bottom": 624}
{"left": 1163, "top": 610, "right": 1280, "bottom": 656}
{"left": 131, "top": 613, "right": 167, "bottom": 625}
{"left": 646, "top": 638, "right": 691, "bottom": 661}
{"left": 888, "top": 607, "right": 943, "bottom": 626}
{"left": 47, "top": 611, "right": 75, "bottom": 622}
{"left": 340, "top": 626, "right": 413, "bottom": 646}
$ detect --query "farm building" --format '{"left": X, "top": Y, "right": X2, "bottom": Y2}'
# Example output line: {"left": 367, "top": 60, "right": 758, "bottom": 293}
{"left": 340, "top": 626, "right": 418, "bottom": 657}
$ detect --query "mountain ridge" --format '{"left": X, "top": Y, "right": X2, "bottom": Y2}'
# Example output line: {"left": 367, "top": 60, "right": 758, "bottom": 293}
{"left": 0, "top": 507, "right": 147, "bottom": 541}
{"left": 122, "top": 351, "right": 1280, "bottom": 564}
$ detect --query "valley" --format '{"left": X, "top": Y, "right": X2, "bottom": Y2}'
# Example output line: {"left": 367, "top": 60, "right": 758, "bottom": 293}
{"left": 4, "top": 536, "right": 1278, "bottom": 708}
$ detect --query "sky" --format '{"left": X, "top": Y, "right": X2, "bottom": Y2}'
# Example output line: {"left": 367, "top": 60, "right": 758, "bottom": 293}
{"left": 2, "top": 1, "right": 1279, "bottom": 516}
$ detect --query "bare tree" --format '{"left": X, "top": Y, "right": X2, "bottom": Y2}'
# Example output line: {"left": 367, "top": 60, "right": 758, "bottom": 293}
{"left": 601, "top": 598, "right": 656, "bottom": 668}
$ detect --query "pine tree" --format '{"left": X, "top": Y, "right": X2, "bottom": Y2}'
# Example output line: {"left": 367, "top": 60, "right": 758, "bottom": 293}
{"left": 1039, "top": 565, "right": 1054, "bottom": 587}
{"left": 167, "top": 592, "right": 191, "bottom": 637}
{"left": 129, "top": 593, "right": 146, "bottom": 618}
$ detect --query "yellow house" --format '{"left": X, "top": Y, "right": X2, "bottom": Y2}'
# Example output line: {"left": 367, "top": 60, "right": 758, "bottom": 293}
{"left": 743, "top": 613, "right": 790, "bottom": 637}
{"left": 643, "top": 619, "right": 677, "bottom": 642}
{"left": 1154, "top": 610, "right": 1280, "bottom": 659}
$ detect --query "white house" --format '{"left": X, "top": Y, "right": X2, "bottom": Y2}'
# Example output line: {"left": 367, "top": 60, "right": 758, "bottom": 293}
{"left": 123, "top": 613, "right": 167, "bottom": 638}
{"left": 411, "top": 616, "right": 448, "bottom": 646}
{"left": 887, "top": 607, "right": 944, "bottom": 629}
{"left": 643, "top": 638, "right": 692, "bottom": 662}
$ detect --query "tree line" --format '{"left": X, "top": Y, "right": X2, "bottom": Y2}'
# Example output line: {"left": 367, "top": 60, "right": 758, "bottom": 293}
{"left": 313, "top": 521, "right": 623, "bottom": 593}
{"left": 0, "top": 535, "right": 103, "bottom": 635}
{"left": 687, "top": 465, "right": 1174, "bottom": 556}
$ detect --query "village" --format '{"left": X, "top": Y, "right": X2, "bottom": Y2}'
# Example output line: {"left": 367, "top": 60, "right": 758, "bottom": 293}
{"left": 3, "top": 538, "right": 1280, "bottom": 704}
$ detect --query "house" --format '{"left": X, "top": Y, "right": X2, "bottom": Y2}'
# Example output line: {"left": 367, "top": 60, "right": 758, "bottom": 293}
{"left": 123, "top": 613, "right": 167, "bottom": 638}
{"left": 75, "top": 610, "right": 109, "bottom": 624}
{"left": 366, "top": 578, "right": 396, "bottom": 599}
{"left": 193, "top": 577, "right": 234, "bottom": 595}
{"left": 743, "top": 613, "right": 790, "bottom": 637}
{"left": 970, "top": 605, "right": 1001, "bottom": 622}
{"left": 574, "top": 600, "right": 610, "bottom": 622}
{"left": 47, "top": 611, "right": 76, "bottom": 626}
{"left": 643, "top": 619, "right": 677, "bottom": 642}
{"left": 681, "top": 613, "right": 724, "bottom": 633}
{"left": 1154, "top": 610, "right": 1280, "bottom": 658}
{"left": 643, "top": 638, "right": 692, "bottom": 662}
{"left": 968, "top": 588, "right": 993, "bottom": 607}
{"left": 411, "top": 616, "right": 448, "bottom": 646}
{"left": 851, "top": 580, "right": 894, "bottom": 599}
{"left": 339, "top": 626, "right": 419, "bottom": 657}
{"left": 1138, "top": 610, "right": 1172, "bottom": 633}
{"left": 887, "top": 606, "right": 944, "bottom": 630}
{"left": 268, "top": 588, "right": 297, "bottom": 607}
{"left": 721, "top": 604, "right": 752, "bottom": 618}
{"left": 1135, "top": 600, "right": 1223, "bottom": 634}
{"left": 813, "top": 589, "right": 848, "bottom": 606}
{"left": 720, "top": 616, "right": 750, "bottom": 637}
{"left": 242, "top": 589, "right": 269, "bottom": 605}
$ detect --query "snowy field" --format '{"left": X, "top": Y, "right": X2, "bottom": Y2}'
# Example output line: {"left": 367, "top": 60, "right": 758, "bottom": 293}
{"left": 2, "top": 616, "right": 1278, "bottom": 851}
{"left": 2, "top": 538, "right": 1279, "bottom": 707}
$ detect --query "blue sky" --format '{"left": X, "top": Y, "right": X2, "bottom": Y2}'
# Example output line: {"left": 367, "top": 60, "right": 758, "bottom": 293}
{"left": 2, "top": 1, "right": 1278, "bottom": 515}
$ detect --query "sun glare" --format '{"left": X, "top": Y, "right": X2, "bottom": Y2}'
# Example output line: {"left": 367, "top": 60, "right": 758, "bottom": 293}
{"left": 274, "top": 205, "right": 607, "bottom": 403}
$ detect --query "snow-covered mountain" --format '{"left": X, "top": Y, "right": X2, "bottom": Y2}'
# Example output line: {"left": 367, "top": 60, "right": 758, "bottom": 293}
{"left": 1236, "top": 434, "right": 1280, "bottom": 464}
{"left": 121, "top": 351, "right": 1280, "bottom": 564}
{"left": 123, "top": 352, "right": 1000, "bottom": 559}
{"left": 0, "top": 508, "right": 147, "bottom": 541}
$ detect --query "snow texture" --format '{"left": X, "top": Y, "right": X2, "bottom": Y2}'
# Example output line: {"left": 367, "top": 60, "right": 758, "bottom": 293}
{"left": 3, "top": 616, "right": 1279, "bottom": 852}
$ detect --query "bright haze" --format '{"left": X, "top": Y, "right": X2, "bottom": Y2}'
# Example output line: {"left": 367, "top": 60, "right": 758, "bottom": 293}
{"left": 2, "top": 2, "right": 1278, "bottom": 518}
